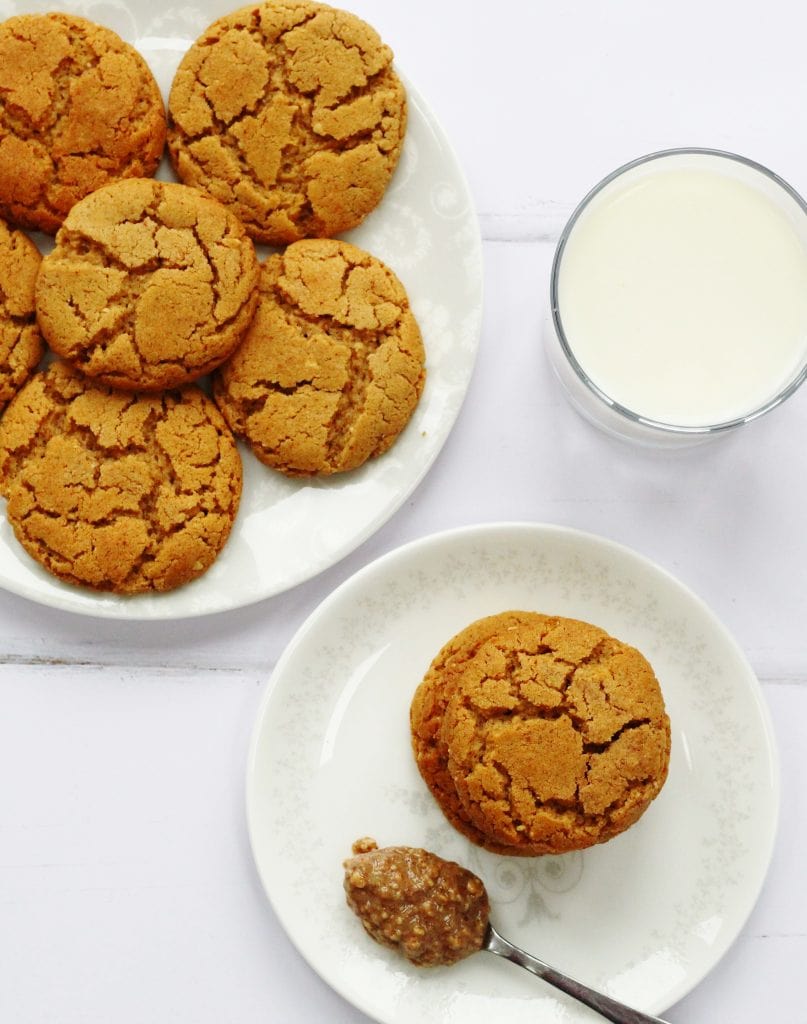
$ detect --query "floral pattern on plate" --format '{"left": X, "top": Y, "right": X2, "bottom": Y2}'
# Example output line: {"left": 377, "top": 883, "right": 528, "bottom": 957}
{"left": 247, "top": 522, "right": 779, "bottom": 1024}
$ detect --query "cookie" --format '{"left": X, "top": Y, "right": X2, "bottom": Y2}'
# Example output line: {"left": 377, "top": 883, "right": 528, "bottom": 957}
{"left": 410, "top": 612, "right": 671, "bottom": 856}
{"left": 0, "top": 361, "right": 242, "bottom": 594}
{"left": 0, "top": 12, "right": 166, "bottom": 234}
{"left": 213, "top": 238, "right": 425, "bottom": 476}
{"left": 167, "top": 0, "right": 407, "bottom": 245}
{"left": 0, "top": 217, "right": 44, "bottom": 413}
{"left": 35, "top": 178, "right": 260, "bottom": 391}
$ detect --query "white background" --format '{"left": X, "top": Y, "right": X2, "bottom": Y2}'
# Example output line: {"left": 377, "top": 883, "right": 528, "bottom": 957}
{"left": 1, "top": 1, "right": 805, "bottom": 1021}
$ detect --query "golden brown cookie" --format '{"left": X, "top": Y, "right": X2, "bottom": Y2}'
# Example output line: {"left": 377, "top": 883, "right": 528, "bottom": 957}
{"left": 0, "top": 361, "right": 242, "bottom": 594}
{"left": 167, "top": 0, "right": 407, "bottom": 245}
{"left": 0, "top": 12, "right": 166, "bottom": 234}
{"left": 0, "top": 217, "right": 44, "bottom": 413}
{"left": 35, "top": 178, "right": 260, "bottom": 391}
{"left": 410, "top": 612, "right": 671, "bottom": 856}
{"left": 213, "top": 238, "right": 425, "bottom": 476}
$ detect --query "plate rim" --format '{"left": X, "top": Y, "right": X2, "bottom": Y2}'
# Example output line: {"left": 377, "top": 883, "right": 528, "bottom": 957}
{"left": 245, "top": 519, "right": 781, "bottom": 1022}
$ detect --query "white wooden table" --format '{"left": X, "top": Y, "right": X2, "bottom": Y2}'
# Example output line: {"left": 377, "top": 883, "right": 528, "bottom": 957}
{"left": 1, "top": 1, "right": 805, "bottom": 1020}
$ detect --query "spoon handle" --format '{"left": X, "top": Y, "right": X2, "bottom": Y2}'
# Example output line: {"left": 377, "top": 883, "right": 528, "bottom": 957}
{"left": 483, "top": 924, "right": 671, "bottom": 1024}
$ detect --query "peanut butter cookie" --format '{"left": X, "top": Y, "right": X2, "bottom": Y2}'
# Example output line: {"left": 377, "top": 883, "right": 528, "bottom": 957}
{"left": 0, "top": 218, "right": 44, "bottom": 413}
{"left": 167, "top": 0, "right": 407, "bottom": 245}
{"left": 0, "top": 361, "right": 242, "bottom": 594}
{"left": 35, "top": 178, "right": 260, "bottom": 391}
{"left": 0, "top": 12, "right": 166, "bottom": 234}
{"left": 213, "top": 238, "right": 425, "bottom": 476}
{"left": 410, "top": 612, "right": 671, "bottom": 856}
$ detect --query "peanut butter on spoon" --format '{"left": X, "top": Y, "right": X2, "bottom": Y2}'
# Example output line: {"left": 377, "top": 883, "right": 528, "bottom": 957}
{"left": 343, "top": 839, "right": 672, "bottom": 1024}
{"left": 343, "top": 837, "right": 488, "bottom": 966}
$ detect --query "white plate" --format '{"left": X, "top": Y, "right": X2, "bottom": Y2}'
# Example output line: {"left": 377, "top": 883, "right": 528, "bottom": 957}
{"left": 0, "top": 0, "right": 482, "bottom": 619}
{"left": 247, "top": 522, "right": 780, "bottom": 1024}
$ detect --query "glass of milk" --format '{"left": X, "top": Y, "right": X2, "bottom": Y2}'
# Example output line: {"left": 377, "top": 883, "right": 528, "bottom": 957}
{"left": 546, "top": 148, "right": 807, "bottom": 446}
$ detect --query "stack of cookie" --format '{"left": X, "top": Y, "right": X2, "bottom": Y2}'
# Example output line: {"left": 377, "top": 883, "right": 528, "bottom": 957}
{"left": 410, "top": 611, "right": 671, "bottom": 855}
{"left": 0, "top": 0, "right": 425, "bottom": 594}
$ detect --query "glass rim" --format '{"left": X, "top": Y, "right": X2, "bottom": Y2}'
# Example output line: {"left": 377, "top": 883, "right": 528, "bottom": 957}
{"left": 549, "top": 146, "right": 807, "bottom": 436}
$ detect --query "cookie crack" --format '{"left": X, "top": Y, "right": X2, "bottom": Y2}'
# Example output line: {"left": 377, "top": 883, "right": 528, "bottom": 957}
{"left": 0, "top": 303, "right": 37, "bottom": 327}
{"left": 313, "top": 73, "right": 402, "bottom": 150}
{"left": 580, "top": 773, "right": 658, "bottom": 821}
{"left": 180, "top": 119, "right": 309, "bottom": 226}
{"left": 582, "top": 718, "right": 651, "bottom": 754}
{"left": 323, "top": 340, "right": 370, "bottom": 467}
{"left": 483, "top": 753, "right": 580, "bottom": 839}
{"left": 58, "top": 226, "right": 162, "bottom": 276}
{"left": 174, "top": 12, "right": 319, "bottom": 136}
{"left": 0, "top": 364, "right": 240, "bottom": 592}
{"left": 48, "top": 203, "right": 255, "bottom": 380}
{"left": 187, "top": 216, "right": 256, "bottom": 338}
{"left": 1, "top": 28, "right": 104, "bottom": 140}
{"left": 13, "top": 492, "right": 170, "bottom": 591}
{"left": 249, "top": 378, "right": 318, "bottom": 408}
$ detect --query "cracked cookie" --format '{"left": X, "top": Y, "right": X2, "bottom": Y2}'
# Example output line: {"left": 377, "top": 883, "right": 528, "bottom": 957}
{"left": 0, "top": 12, "right": 166, "bottom": 234}
{"left": 0, "top": 217, "right": 44, "bottom": 413}
{"left": 35, "top": 178, "right": 260, "bottom": 391}
{"left": 167, "top": 0, "right": 407, "bottom": 245}
{"left": 213, "top": 238, "right": 425, "bottom": 476}
{"left": 410, "top": 611, "right": 671, "bottom": 856}
{"left": 0, "top": 360, "right": 242, "bottom": 594}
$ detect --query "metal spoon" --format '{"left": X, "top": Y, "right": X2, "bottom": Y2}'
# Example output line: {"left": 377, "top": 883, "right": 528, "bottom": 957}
{"left": 344, "top": 840, "right": 673, "bottom": 1023}
{"left": 484, "top": 921, "right": 671, "bottom": 1024}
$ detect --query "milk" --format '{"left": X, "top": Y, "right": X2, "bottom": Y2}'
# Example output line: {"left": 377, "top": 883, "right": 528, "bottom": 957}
{"left": 550, "top": 151, "right": 807, "bottom": 439}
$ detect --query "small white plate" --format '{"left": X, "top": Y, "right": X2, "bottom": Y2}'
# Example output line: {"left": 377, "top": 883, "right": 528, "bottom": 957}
{"left": 0, "top": 0, "right": 482, "bottom": 619}
{"left": 247, "top": 522, "right": 779, "bottom": 1024}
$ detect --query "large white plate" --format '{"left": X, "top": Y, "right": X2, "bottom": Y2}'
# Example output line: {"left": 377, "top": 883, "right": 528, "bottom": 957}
{"left": 247, "top": 522, "right": 779, "bottom": 1024}
{"left": 0, "top": 0, "right": 482, "bottom": 619}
